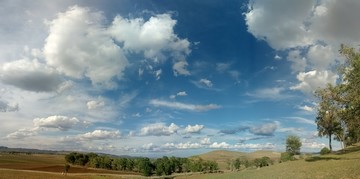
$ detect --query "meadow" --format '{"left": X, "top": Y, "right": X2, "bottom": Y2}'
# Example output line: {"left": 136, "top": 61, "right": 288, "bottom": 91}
{"left": 0, "top": 144, "right": 360, "bottom": 179}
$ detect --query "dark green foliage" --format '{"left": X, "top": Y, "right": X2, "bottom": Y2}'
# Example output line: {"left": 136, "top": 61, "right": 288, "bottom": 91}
{"left": 233, "top": 158, "right": 241, "bottom": 170}
{"left": 64, "top": 152, "right": 218, "bottom": 176}
{"left": 280, "top": 152, "right": 295, "bottom": 162}
{"left": 320, "top": 147, "right": 331, "bottom": 155}
{"left": 138, "top": 157, "right": 153, "bottom": 176}
{"left": 253, "top": 157, "right": 273, "bottom": 168}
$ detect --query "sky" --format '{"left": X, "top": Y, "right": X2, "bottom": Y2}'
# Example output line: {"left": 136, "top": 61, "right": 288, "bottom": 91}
{"left": 1, "top": 0, "right": 359, "bottom": 157}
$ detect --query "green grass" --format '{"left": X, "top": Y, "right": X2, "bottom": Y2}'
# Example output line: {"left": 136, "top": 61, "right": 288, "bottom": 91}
{"left": 176, "top": 144, "right": 360, "bottom": 179}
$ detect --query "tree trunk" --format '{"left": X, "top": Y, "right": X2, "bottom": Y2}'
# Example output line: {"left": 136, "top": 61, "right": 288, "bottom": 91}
{"left": 329, "top": 134, "right": 332, "bottom": 151}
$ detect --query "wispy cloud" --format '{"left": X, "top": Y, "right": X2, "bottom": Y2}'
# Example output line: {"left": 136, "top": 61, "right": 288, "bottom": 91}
{"left": 149, "top": 99, "right": 221, "bottom": 112}
{"left": 246, "top": 87, "right": 293, "bottom": 101}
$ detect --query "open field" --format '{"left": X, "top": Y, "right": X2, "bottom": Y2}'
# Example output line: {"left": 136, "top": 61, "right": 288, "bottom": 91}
{"left": 1, "top": 144, "right": 360, "bottom": 179}
{"left": 0, "top": 153, "right": 139, "bottom": 177}
{"left": 177, "top": 143, "right": 360, "bottom": 179}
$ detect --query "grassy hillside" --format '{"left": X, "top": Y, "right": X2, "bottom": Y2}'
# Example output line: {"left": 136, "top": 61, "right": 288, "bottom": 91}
{"left": 177, "top": 143, "right": 360, "bottom": 179}
{"left": 193, "top": 150, "right": 281, "bottom": 170}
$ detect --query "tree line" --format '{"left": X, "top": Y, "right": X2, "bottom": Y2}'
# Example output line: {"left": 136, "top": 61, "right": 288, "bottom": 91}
{"left": 227, "top": 156, "right": 274, "bottom": 171}
{"left": 65, "top": 152, "right": 219, "bottom": 176}
{"left": 315, "top": 45, "right": 360, "bottom": 151}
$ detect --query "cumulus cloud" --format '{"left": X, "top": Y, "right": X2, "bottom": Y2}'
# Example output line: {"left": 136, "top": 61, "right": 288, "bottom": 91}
{"left": 5, "top": 128, "right": 39, "bottom": 139}
{"left": 199, "top": 78, "right": 213, "bottom": 88}
{"left": 79, "top": 129, "right": 120, "bottom": 140}
{"left": 140, "top": 123, "right": 179, "bottom": 136}
{"left": 109, "top": 13, "right": 190, "bottom": 60}
{"left": 249, "top": 123, "right": 277, "bottom": 136}
{"left": 209, "top": 142, "right": 231, "bottom": 149}
{"left": 43, "top": 6, "right": 191, "bottom": 89}
{"left": 245, "top": 0, "right": 360, "bottom": 94}
{"left": 200, "top": 137, "right": 211, "bottom": 145}
{"left": 169, "top": 91, "right": 187, "bottom": 99}
{"left": 184, "top": 124, "right": 204, "bottom": 134}
{"left": 245, "top": 0, "right": 315, "bottom": 50}
{"left": 33, "top": 115, "right": 86, "bottom": 131}
{"left": 150, "top": 99, "right": 221, "bottom": 112}
{"left": 163, "top": 142, "right": 202, "bottom": 149}
{"left": 44, "top": 6, "right": 128, "bottom": 89}
{"left": 0, "top": 59, "right": 63, "bottom": 92}
{"left": 0, "top": 100, "right": 19, "bottom": 112}
{"left": 173, "top": 60, "right": 190, "bottom": 76}
{"left": 290, "top": 70, "right": 338, "bottom": 94}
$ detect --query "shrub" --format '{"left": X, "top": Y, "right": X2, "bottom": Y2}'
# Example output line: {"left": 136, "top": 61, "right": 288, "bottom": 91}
{"left": 280, "top": 152, "right": 295, "bottom": 162}
{"left": 320, "top": 147, "right": 331, "bottom": 155}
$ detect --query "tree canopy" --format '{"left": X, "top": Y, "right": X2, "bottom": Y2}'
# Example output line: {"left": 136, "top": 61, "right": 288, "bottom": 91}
{"left": 315, "top": 45, "right": 360, "bottom": 148}
{"left": 286, "top": 135, "right": 302, "bottom": 155}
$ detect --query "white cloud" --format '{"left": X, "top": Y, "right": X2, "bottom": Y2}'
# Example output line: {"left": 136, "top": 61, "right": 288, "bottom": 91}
{"left": 246, "top": 87, "right": 292, "bottom": 101}
{"left": 140, "top": 123, "right": 179, "bottom": 136}
{"left": 184, "top": 124, "right": 204, "bottom": 134}
{"left": 79, "top": 129, "right": 120, "bottom": 140}
{"left": 245, "top": 0, "right": 315, "bottom": 50}
{"left": 164, "top": 142, "right": 202, "bottom": 149}
{"left": 245, "top": 0, "right": 360, "bottom": 96}
{"left": 298, "top": 105, "right": 314, "bottom": 112}
{"left": 87, "top": 100, "right": 105, "bottom": 110}
{"left": 5, "top": 128, "right": 39, "bottom": 139}
{"left": 154, "top": 69, "right": 162, "bottom": 80}
{"left": 33, "top": 115, "right": 85, "bottom": 131}
{"left": 169, "top": 91, "right": 187, "bottom": 99}
{"left": 209, "top": 142, "right": 230, "bottom": 149}
{"left": 307, "top": 44, "right": 337, "bottom": 70}
{"left": 200, "top": 137, "right": 211, "bottom": 145}
{"left": 290, "top": 70, "right": 338, "bottom": 94}
{"left": 150, "top": 99, "right": 221, "bottom": 112}
{"left": 0, "top": 59, "right": 63, "bottom": 92}
{"left": 109, "top": 14, "right": 190, "bottom": 59}
{"left": 274, "top": 54, "right": 282, "bottom": 60}
{"left": 173, "top": 60, "right": 190, "bottom": 76}
{"left": 199, "top": 78, "right": 213, "bottom": 88}
{"left": 44, "top": 6, "right": 128, "bottom": 89}
{"left": 177, "top": 91, "right": 187, "bottom": 96}
{"left": 287, "top": 50, "right": 307, "bottom": 73}
{"left": 249, "top": 123, "right": 277, "bottom": 136}
{"left": 233, "top": 143, "right": 275, "bottom": 150}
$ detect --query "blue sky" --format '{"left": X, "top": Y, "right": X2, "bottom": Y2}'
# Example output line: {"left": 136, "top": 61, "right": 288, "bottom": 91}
{"left": 1, "top": 0, "right": 358, "bottom": 157}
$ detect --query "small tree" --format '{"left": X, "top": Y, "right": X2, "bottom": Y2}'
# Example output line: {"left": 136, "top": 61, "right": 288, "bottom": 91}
{"left": 286, "top": 135, "right": 302, "bottom": 155}
{"left": 233, "top": 158, "right": 241, "bottom": 170}
{"left": 64, "top": 164, "right": 70, "bottom": 175}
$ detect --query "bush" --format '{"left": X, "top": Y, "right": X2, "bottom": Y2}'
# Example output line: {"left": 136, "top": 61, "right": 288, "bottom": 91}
{"left": 280, "top": 152, "right": 295, "bottom": 162}
{"left": 320, "top": 147, "right": 331, "bottom": 155}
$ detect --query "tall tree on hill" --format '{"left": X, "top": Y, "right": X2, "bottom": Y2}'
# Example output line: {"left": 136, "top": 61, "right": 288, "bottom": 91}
{"left": 315, "top": 45, "right": 360, "bottom": 147}
{"left": 315, "top": 84, "right": 343, "bottom": 151}
{"left": 286, "top": 135, "right": 302, "bottom": 155}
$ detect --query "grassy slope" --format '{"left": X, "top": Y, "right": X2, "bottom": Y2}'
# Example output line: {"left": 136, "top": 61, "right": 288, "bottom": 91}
{"left": 177, "top": 143, "right": 360, "bottom": 179}
{"left": 193, "top": 150, "right": 281, "bottom": 170}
